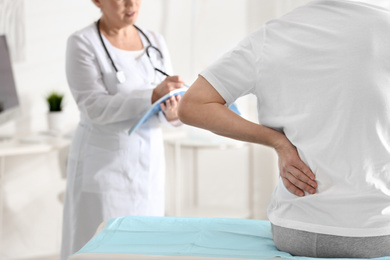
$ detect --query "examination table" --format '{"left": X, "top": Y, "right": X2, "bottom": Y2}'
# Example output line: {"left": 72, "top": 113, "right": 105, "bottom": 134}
{"left": 69, "top": 216, "right": 390, "bottom": 260}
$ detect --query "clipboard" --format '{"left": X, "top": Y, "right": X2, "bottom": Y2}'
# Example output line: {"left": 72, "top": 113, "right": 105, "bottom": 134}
{"left": 128, "top": 87, "right": 241, "bottom": 135}
{"left": 128, "top": 87, "right": 188, "bottom": 135}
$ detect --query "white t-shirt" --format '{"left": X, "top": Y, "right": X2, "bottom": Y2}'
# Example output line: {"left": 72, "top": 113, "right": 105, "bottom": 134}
{"left": 201, "top": 0, "right": 390, "bottom": 237}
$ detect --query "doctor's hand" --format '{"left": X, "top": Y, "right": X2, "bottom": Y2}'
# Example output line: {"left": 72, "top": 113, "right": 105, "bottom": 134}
{"left": 160, "top": 95, "right": 181, "bottom": 122}
{"left": 274, "top": 137, "right": 317, "bottom": 197}
{"left": 152, "top": 76, "right": 184, "bottom": 104}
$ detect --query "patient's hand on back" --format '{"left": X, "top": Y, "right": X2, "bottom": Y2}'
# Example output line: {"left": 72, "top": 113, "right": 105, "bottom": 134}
{"left": 274, "top": 137, "right": 317, "bottom": 197}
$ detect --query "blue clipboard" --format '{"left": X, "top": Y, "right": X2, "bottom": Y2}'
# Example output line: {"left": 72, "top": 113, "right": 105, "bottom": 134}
{"left": 128, "top": 88, "right": 241, "bottom": 135}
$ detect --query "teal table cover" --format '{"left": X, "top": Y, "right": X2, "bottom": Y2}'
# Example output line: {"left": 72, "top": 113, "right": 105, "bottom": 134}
{"left": 75, "top": 216, "right": 390, "bottom": 260}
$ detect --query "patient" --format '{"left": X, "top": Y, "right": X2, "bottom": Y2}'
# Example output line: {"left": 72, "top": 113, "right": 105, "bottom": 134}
{"left": 178, "top": 0, "right": 390, "bottom": 258}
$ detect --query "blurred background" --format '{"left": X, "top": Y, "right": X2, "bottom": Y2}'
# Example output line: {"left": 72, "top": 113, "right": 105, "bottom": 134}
{"left": 0, "top": 0, "right": 311, "bottom": 259}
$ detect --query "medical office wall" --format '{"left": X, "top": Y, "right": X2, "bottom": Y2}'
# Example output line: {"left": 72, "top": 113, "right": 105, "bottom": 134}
{"left": 0, "top": 0, "right": 311, "bottom": 259}
{"left": 0, "top": 1, "right": 100, "bottom": 259}
{"left": 0, "top": 0, "right": 312, "bottom": 136}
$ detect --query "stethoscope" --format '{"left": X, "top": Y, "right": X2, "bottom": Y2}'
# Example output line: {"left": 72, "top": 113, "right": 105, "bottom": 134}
{"left": 96, "top": 19, "right": 167, "bottom": 83}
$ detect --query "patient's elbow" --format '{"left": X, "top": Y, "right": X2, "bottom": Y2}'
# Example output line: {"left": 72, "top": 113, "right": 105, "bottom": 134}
{"left": 178, "top": 98, "right": 193, "bottom": 125}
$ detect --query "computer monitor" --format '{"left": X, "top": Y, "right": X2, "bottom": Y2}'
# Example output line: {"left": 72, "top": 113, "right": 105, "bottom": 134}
{"left": 0, "top": 35, "right": 20, "bottom": 129}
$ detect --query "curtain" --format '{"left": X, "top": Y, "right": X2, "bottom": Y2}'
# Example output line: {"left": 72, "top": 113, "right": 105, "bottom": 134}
{"left": 0, "top": 0, "right": 25, "bottom": 62}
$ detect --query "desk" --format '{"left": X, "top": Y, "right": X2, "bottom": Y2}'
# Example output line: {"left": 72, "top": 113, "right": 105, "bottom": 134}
{"left": 0, "top": 135, "right": 70, "bottom": 257}
{"left": 165, "top": 137, "right": 254, "bottom": 218}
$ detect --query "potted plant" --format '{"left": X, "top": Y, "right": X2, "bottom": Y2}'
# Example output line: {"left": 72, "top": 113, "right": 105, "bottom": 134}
{"left": 46, "top": 92, "right": 64, "bottom": 112}
{"left": 46, "top": 91, "right": 64, "bottom": 131}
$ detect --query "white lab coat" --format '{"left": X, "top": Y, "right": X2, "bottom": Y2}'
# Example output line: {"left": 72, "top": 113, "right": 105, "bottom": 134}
{"left": 60, "top": 23, "right": 175, "bottom": 260}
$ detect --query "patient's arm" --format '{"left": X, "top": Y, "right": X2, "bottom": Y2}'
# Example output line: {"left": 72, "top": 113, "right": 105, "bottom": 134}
{"left": 178, "top": 75, "right": 317, "bottom": 197}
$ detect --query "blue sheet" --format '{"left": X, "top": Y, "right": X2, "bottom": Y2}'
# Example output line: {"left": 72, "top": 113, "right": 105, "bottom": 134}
{"left": 75, "top": 216, "right": 390, "bottom": 260}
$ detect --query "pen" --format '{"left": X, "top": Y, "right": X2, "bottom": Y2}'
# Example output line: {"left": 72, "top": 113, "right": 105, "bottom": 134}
{"left": 155, "top": 68, "right": 190, "bottom": 88}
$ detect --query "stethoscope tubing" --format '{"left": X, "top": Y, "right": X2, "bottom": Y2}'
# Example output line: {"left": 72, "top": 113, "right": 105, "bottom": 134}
{"left": 96, "top": 19, "right": 120, "bottom": 73}
{"left": 96, "top": 19, "right": 165, "bottom": 82}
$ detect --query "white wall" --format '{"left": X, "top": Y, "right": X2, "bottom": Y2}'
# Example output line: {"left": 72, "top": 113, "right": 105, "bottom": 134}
{"left": 9, "top": 0, "right": 100, "bottom": 135}
{"left": 0, "top": 0, "right": 312, "bottom": 258}
{"left": 1, "top": 152, "right": 64, "bottom": 259}
{"left": 1, "top": 1, "right": 100, "bottom": 259}
{"left": 0, "top": 0, "right": 312, "bottom": 135}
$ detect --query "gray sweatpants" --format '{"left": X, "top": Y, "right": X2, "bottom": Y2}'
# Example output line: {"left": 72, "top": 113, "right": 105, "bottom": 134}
{"left": 272, "top": 224, "right": 390, "bottom": 258}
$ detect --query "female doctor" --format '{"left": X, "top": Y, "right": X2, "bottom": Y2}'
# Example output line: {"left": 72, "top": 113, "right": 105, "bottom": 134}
{"left": 60, "top": 0, "right": 184, "bottom": 259}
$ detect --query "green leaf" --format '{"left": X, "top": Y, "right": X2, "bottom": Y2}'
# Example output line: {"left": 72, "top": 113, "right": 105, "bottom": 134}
{"left": 46, "top": 91, "right": 64, "bottom": 112}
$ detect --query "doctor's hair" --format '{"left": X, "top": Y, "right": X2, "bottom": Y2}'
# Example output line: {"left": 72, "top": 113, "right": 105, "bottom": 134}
{"left": 91, "top": 0, "right": 102, "bottom": 10}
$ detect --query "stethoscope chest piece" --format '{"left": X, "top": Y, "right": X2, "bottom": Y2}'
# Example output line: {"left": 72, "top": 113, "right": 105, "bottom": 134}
{"left": 116, "top": 71, "right": 126, "bottom": 83}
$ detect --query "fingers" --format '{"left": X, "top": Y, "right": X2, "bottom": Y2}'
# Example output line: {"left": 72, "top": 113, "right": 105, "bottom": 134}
{"left": 160, "top": 96, "right": 180, "bottom": 112}
{"left": 160, "top": 102, "right": 166, "bottom": 111}
{"left": 297, "top": 163, "right": 316, "bottom": 181}
{"left": 164, "top": 97, "right": 173, "bottom": 109}
{"left": 280, "top": 165, "right": 317, "bottom": 197}
{"left": 275, "top": 139, "right": 317, "bottom": 197}
{"left": 281, "top": 177, "right": 306, "bottom": 197}
{"left": 291, "top": 162, "right": 317, "bottom": 189}
{"left": 166, "top": 75, "right": 184, "bottom": 84}
{"left": 160, "top": 96, "right": 181, "bottom": 122}
{"left": 160, "top": 99, "right": 171, "bottom": 112}
{"left": 153, "top": 75, "right": 185, "bottom": 104}
{"left": 165, "top": 76, "right": 184, "bottom": 91}
{"left": 174, "top": 94, "right": 181, "bottom": 103}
